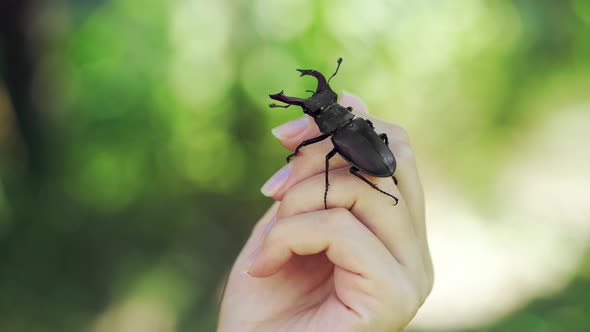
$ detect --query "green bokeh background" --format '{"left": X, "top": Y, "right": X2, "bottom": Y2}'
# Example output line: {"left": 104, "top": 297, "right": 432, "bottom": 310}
{"left": 1, "top": 0, "right": 589, "bottom": 331}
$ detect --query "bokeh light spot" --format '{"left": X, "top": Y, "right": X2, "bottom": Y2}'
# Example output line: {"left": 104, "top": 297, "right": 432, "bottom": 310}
{"left": 68, "top": 148, "right": 144, "bottom": 211}
{"left": 571, "top": 0, "right": 590, "bottom": 25}
{"left": 323, "top": 0, "right": 390, "bottom": 44}
{"left": 252, "top": 0, "right": 313, "bottom": 41}
{"left": 169, "top": 0, "right": 233, "bottom": 108}
{"left": 240, "top": 47, "right": 304, "bottom": 108}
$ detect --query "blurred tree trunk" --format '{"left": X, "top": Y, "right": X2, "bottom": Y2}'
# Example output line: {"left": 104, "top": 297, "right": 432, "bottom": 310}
{"left": 0, "top": 0, "right": 44, "bottom": 183}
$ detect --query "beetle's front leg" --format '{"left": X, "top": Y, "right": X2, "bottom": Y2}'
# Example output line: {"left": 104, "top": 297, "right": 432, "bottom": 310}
{"left": 324, "top": 148, "right": 338, "bottom": 209}
{"left": 286, "top": 134, "right": 330, "bottom": 162}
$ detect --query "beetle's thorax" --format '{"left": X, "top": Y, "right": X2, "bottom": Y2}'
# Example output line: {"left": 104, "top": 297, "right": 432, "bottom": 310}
{"left": 313, "top": 103, "right": 355, "bottom": 134}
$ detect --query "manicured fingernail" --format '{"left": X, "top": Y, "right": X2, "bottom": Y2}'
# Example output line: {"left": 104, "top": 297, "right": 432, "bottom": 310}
{"left": 271, "top": 117, "right": 309, "bottom": 139}
{"left": 259, "top": 217, "right": 277, "bottom": 242}
{"left": 340, "top": 90, "right": 369, "bottom": 113}
{"left": 241, "top": 217, "right": 276, "bottom": 276}
{"left": 241, "top": 246, "right": 261, "bottom": 276}
{"left": 261, "top": 163, "right": 292, "bottom": 197}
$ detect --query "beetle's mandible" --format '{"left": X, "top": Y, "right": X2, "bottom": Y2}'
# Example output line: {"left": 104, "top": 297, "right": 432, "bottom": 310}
{"left": 269, "top": 58, "right": 399, "bottom": 209}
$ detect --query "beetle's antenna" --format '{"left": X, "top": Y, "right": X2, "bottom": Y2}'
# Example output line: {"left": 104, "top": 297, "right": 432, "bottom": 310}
{"left": 269, "top": 103, "right": 291, "bottom": 108}
{"left": 327, "top": 57, "right": 343, "bottom": 84}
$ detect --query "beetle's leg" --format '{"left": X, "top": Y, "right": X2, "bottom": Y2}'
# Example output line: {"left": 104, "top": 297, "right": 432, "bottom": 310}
{"left": 365, "top": 119, "right": 374, "bottom": 129}
{"left": 324, "top": 148, "right": 338, "bottom": 209}
{"left": 392, "top": 175, "right": 398, "bottom": 185}
{"left": 350, "top": 167, "right": 399, "bottom": 206}
{"left": 286, "top": 134, "right": 330, "bottom": 162}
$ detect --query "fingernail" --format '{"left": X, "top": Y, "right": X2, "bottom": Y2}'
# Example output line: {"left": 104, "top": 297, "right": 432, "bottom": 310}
{"left": 340, "top": 90, "right": 369, "bottom": 113}
{"left": 261, "top": 163, "right": 292, "bottom": 197}
{"left": 241, "top": 246, "right": 261, "bottom": 276}
{"left": 271, "top": 117, "right": 309, "bottom": 139}
{"left": 259, "top": 217, "right": 277, "bottom": 242}
{"left": 241, "top": 217, "right": 276, "bottom": 276}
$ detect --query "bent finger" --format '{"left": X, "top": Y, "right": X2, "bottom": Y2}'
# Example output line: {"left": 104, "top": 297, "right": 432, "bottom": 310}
{"left": 277, "top": 169, "right": 432, "bottom": 296}
{"left": 232, "top": 202, "right": 279, "bottom": 269}
{"left": 248, "top": 208, "right": 401, "bottom": 283}
{"left": 276, "top": 168, "right": 423, "bottom": 270}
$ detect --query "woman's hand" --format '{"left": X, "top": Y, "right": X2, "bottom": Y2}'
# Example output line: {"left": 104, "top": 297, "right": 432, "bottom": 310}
{"left": 218, "top": 93, "right": 433, "bottom": 332}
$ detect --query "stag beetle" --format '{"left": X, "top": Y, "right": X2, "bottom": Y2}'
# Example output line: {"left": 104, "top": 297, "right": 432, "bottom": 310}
{"left": 269, "top": 58, "right": 398, "bottom": 209}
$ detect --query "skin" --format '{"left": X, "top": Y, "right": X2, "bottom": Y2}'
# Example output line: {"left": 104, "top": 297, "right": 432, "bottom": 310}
{"left": 218, "top": 94, "right": 433, "bottom": 332}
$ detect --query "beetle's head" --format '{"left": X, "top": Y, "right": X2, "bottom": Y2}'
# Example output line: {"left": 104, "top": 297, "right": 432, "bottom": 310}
{"left": 269, "top": 58, "right": 342, "bottom": 117}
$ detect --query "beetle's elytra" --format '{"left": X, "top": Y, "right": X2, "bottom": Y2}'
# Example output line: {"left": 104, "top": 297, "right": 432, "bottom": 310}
{"left": 269, "top": 58, "right": 398, "bottom": 209}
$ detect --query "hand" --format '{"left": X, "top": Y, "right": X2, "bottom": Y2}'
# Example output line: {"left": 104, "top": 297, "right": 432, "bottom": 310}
{"left": 218, "top": 93, "right": 433, "bottom": 332}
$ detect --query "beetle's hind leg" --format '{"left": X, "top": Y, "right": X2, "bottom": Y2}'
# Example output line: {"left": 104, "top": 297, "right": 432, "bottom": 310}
{"left": 323, "top": 148, "right": 338, "bottom": 209}
{"left": 350, "top": 167, "right": 399, "bottom": 206}
{"left": 286, "top": 134, "right": 330, "bottom": 162}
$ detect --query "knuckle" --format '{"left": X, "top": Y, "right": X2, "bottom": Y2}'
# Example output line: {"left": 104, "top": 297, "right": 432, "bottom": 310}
{"left": 406, "top": 287, "right": 422, "bottom": 316}
{"left": 416, "top": 273, "right": 433, "bottom": 304}
{"left": 323, "top": 208, "right": 358, "bottom": 233}
{"left": 280, "top": 187, "right": 296, "bottom": 207}
{"left": 378, "top": 276, "right": 421, "bottom": 327}
{"left": 424, "top": 262, "right": 435, "bottom": 297}
{"left": 262, "top": 228, "right": 278, "bottom": 248}
{"left": 398, "top": 143, "right": 414, "bottom": 159}
{"left": 413, "top": 259, "right": 434, "bottom": 303}
{"left": 394, "top": 143, "right": 416, "bottom": 166}
{"left": 392, "top": 125, "right": 410, "bottom": 144}
{"left": 262, "top": 221, "right": 285, "bottom": 248}
{"left": 390, "top": 275, "right": 422, "bottom": 314}
{"left": 281, "top": 173, "right": 323, "bottom": 205}
{"left": 325, "top": 207, "right": 352, "bottom": 224}
{"left": 251, "top": 219, "right": 269, "bottom": 238}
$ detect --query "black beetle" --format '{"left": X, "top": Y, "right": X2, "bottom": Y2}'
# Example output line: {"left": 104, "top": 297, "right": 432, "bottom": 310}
{"left": 269, "top": 58, "right": 398, "bottom": 209}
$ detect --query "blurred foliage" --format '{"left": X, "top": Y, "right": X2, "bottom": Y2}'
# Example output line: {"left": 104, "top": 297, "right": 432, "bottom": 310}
{"left": 409, "top": 255, "right": 590, "bottom": 332}
{"left": 0, "top": 0, "right": 589, "bottom": 331}
{"left": 461, "top": 256, "right": 590, "bottom": 332}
